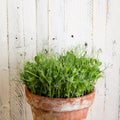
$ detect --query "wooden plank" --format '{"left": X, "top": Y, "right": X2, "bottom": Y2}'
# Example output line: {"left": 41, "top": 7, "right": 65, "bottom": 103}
{"left": 0, "top": 0, "right": 10, "bottom": 119}
{"left": 23, "top": 0, "right": 36, "bottom": 60}
{"left": 87, "top": 0, "right": 107, "bottom": 120}
{"left": 7, "top": 0, "right": 25, "bottom": 119}
{"left": 36, "top": 0, "right": 49, "bottom": 52}
{"left": 104, "top": 0, "right": 120, "bottom": 119}
{"left": 22, "top": 0, "right": 37, "bottom": 119}
{"left": 119, "top": 67, "right": 120, "bottom": 119}
{"left": 49, "top": 0, "right": 65, "bottom": 52}
{"left": 65, "top": 0, "right": 93, "bottom": 50}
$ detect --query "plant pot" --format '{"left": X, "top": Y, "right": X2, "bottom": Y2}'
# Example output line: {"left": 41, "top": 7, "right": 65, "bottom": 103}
{"left": 25, "top": 87, "right": 95, "bottom": 120}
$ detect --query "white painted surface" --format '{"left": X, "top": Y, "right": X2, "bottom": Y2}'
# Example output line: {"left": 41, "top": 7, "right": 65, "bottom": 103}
{"left": 0, "top": 0, "right": 10, "bottom": 120}
{"left": 0, "top": 0, "right": 120, "bottom": 119}
{"left": 7, "top": 0, "right": 26, "bottom": 119}
{"left": 36, "top": 0, "right": 49, "bottom": 52}
{"left": 49, "top": 0, "right": 65, "bottom": 52}
{"left": 22, "top": 0, "right": 36, "bottom": 119}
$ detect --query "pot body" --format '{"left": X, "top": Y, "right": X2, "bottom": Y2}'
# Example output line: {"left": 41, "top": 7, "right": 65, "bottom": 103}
{"left": 25, "top": 87, "right": 95, "bottom": 120}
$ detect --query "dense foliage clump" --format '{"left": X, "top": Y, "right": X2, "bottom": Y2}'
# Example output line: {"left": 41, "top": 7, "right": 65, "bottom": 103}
{"left": 20, "top": 47, "right": 103, "bottom": 98}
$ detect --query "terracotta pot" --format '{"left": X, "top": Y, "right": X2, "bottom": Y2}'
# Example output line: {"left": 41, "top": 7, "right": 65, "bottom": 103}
{"left": 25, "top": 87, "right": 95, "bottom": 120}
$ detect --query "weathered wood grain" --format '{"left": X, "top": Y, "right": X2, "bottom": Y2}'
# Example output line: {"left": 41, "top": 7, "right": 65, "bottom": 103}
{"left": 64, "top": 0, "right": 93, "bottom": 51}
{"left": 7, "top": 0, "right": 25, "bottom": 119}
{"left": 22, "top": 0, "right": 37, "bottom": 120}
{"left": 103, "top": 0, "right": 120, "bottom": 119}
{"left": 36, "top": 0, "right": 49, "bottom": 52}
{"left": 0, "top": 0, "right": 10, "bottom": 120}
{"left": 49, "top": 0, "right": 65, "bottom": 52}
{"left": 87, "top": 0, "right": 107, "bottom": 120}
{"left": 23, "top": 0, "right": 37, "bottom": 60}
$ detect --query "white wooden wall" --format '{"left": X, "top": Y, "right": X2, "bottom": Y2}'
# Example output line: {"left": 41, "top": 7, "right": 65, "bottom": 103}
{"left": 0, "top": 0, "right": 120, "bottom": 120}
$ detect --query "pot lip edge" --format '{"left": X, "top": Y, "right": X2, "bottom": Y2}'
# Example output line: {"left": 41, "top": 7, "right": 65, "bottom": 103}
{"left": 25, "top": 86, "right": 95, "bottom": 100}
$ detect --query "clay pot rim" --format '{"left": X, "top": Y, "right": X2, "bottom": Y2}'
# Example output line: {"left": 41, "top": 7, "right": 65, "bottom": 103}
{"left": 25, "top": 86, "right": 95, "bottom": 100}
{"left": 25, "top": 86, "right": 95, "bottom": 112}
